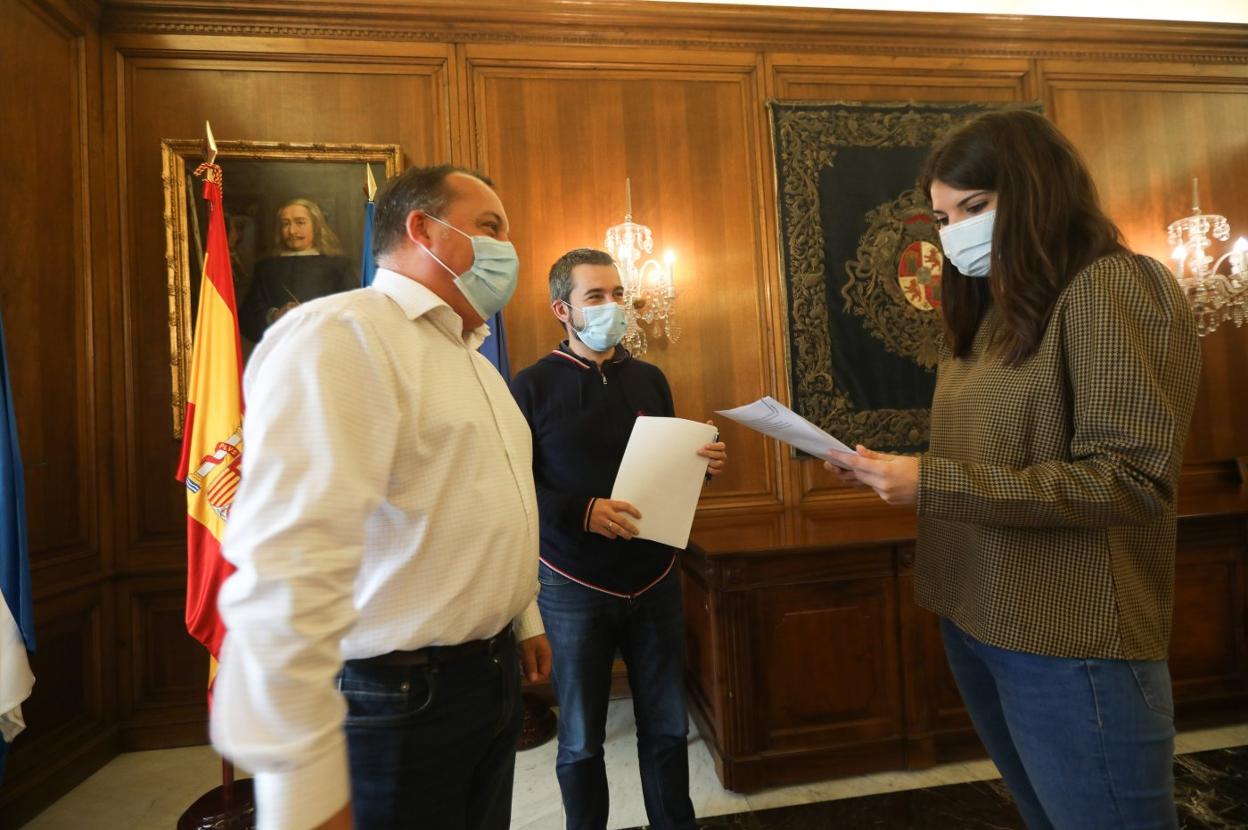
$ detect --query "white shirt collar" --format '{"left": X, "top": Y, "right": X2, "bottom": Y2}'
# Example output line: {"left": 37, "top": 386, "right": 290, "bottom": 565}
{"left": 370, "top": 267, "right": 491, "bottom": 349}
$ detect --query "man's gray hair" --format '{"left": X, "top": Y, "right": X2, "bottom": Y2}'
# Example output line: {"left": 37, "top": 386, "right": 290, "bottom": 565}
{"left": 548, "top": 248, "right": 616, "bottom": 305}
{"left": 372, "top": 164, "right": 494, "bottom": 259}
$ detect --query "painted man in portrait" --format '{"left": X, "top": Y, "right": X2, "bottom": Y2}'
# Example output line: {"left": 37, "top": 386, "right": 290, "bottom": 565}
{"left": 239, "top": 198, "right": 356, "bottom": 342}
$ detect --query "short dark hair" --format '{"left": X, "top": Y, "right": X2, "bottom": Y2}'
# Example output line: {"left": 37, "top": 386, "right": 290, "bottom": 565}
{"left": 920, "top": 109, "right": 1125, "bottom": 364}
{"left": 372, "top": 165, "right": 495, "bottom": 258}
{"left": 548, "top": 248, "right": 616, "bottom": 305}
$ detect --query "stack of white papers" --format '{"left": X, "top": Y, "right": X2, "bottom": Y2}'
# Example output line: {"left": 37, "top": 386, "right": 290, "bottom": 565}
{"left": 610, "top": 417, "right": 717, "bottom": 549}
{"left": 714, "top": 396, "right": 856, "bottom": 468}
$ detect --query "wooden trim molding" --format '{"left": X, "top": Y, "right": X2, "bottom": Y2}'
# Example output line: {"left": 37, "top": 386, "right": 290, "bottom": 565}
{"left": 99, "top": 1, "right": 1248, "bottom": 63}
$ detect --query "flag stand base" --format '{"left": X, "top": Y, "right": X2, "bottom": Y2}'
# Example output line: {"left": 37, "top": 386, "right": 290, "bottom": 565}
{"left": 178, "top": 760, "right": 255, "bottom": 830}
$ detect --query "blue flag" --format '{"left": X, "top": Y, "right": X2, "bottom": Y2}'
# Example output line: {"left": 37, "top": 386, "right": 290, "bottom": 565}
{"left": 0, "top": 309, "right": 35, "bottom": 782}
{"left": 480, "top": 311, "right": 510, "bottom": 381}
{"left": 361, "top": 200, "right": 377, "bottom": 288}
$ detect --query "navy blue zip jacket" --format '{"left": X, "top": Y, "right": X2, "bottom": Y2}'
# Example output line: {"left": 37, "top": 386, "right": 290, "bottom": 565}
{"left": 510, "top": 342, "right": 676, "bottom": 596}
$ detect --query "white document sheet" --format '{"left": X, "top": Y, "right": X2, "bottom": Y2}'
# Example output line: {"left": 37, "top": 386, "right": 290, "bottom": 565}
{"left": 610, "top": 417, "right": 717, "bottom": 549}
{"left": 715, "top": 396, "right": 856, "bottom": 468}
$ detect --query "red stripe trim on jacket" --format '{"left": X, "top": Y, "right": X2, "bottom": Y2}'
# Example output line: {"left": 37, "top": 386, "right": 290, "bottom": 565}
{"left": 539, "top": 555, "right": 675, "bottom": 600}
{"left": 550, "top": 349, "right": 591, "bottom": 369}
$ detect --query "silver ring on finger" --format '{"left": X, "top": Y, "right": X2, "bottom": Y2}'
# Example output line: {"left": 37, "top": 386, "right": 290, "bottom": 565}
{"left": 607, "top": 521, "right": 614, "bottom": 532}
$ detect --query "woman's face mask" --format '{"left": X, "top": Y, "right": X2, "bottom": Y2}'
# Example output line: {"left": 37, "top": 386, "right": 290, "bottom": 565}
{"left": 564, "top": 300, "right": 629, "bottom": 352}
{"left": 938, "top": 209, "right": 995, "bottom": 278}
{"left": 930, "top": 181, "right": 998, "bottom": 279}
{"left": 420, "top": 214, "right": 520, "bottom": 319}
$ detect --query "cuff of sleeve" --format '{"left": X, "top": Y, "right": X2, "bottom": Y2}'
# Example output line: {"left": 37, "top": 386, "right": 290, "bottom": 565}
{"left": 253, "top": 739, "right": 350, "bottom": 830}
{"left": 514, "top": 598, "right": 545, "bottom": 642}
{"left": 582, "top": 497, "right": 596, "bottom": 532}
{"left": 916, "top": 453, "right": 955, "bottom": 519}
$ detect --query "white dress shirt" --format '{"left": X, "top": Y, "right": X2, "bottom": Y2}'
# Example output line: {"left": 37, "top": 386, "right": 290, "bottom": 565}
{"left": 210, "top": 268, "right": 543, "bottom": 830}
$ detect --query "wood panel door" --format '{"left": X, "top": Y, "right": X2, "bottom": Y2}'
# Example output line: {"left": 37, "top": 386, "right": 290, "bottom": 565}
{"left": 1040, "top": 60, "right": 1248, "bottom": 465}
{"left": 109, "top": 35, "right": 453, "bottom": 745}
{"left": 766, "top": 53, "right": 1037, "bottom": 505}
{"left": 0, "top": 0, "right": 117, "bottom": 823}
{"left": 465, "top": 45, "right": 780, "bottom": 510}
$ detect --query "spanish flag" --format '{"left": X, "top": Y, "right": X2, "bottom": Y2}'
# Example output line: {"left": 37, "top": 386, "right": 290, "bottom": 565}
{"left": 176, "top": 161, "right": 244, "bottom": 681}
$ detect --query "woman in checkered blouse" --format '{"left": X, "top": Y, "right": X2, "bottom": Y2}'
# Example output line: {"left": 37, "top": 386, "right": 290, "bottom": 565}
{"left": 826, "top": 109, "right": 1201, "bottom": 830}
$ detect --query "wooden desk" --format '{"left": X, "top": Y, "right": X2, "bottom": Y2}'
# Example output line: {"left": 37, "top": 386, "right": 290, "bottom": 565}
{"left": 681, "top": 481, "right": 1248, "bottom": 792}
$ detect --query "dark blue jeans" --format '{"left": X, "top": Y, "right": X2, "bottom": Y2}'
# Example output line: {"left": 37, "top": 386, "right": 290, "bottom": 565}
{"left": 941, "top": 618, "right": 1179, "bottom": 830}
{"left": 538, "top": 562, "right": 696, "bottom": 830}
{"left": 338, "top": 633, "right": 522, "bottom": 830}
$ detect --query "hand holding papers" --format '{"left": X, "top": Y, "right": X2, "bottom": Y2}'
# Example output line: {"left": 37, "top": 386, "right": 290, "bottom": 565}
{"left": 610, "top": 417, "right": 717, "bottom": 549}
{"left": 714, "top": 396, "right": 857, "bottom": 468}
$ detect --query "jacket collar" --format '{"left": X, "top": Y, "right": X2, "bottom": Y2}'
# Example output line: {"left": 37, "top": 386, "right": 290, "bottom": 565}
{"left": 550, "top": 340, "right": 631, "bottom": 370}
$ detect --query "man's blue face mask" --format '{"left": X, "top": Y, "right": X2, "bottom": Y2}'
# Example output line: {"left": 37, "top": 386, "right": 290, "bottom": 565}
{"left": 421, "top": 214, "right": 520, "bottom": 319}
{"left": 564, "top": 299, "right": 628, "bottom": 352}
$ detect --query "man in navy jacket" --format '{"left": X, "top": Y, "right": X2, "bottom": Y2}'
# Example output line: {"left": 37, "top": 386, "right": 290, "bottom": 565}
{"left": 510, "top": 248, "right": 726, "bottom": 830}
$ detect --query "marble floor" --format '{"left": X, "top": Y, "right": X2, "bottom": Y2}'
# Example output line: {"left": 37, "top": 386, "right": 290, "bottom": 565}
{"left": 21, "top": 701, "right": 1248, "bottom": 830}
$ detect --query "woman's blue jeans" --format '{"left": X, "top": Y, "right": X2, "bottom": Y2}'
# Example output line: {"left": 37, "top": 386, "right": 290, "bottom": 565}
{"left": 940, "top": 618, "right": 1179, "bottom": 829}
{"left": 538, "top": 563, "right": 696, "bottom": 830}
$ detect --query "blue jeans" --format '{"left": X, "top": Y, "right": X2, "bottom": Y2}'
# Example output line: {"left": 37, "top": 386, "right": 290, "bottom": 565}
{"left": 940, "top": 618, "right": 1178, "bottom": 830}
{"left": 538, "top": 562, "right": 696, "bottom": 830}
{"left": 338, "top": 633, "right": 522, "bottom": 830}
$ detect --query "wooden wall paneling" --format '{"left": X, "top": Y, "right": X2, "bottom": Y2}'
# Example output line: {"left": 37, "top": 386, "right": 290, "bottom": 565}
{"left": 763, "top": 52, "right": 1036, "bottom": 505}
{"left": 104, "top": 34, "right": 455, "bottom": 744}
{"left": 1170, "top": 516, "right": 1248, "bottom": 708}
{"left": 0, "top": 0, "right": 118, "bottom": 825}
{"left": 897, "top": 546, "right": 979, "bottom": 769}
{"left": 115, "top": 573, "right": 213, "bottom": 748}
{"left": 1039, "top": 60, "right": 1248, "bottom": 464}
{"left": 0, "top": 585, "right": 114, "bottom": 828}
{"left": 767, "top": 53, "right": 1033, "bottom": 103}
{"left": 752, "top": 50, "right": 798, "bottom": 511}
{"left": 96, "top": 2, "right": 1248, "bottom": 66}
{"left": 464, "top": 44, "right": 780, "bottom": 509}
{"left": 680, "top": 562, "right": 722, "bottom": 752}
{"left": 114, "top": 40, "right": 453, "bottom": 569}
{"left": 2, "top": 0, "right": 105, "bottom": 592}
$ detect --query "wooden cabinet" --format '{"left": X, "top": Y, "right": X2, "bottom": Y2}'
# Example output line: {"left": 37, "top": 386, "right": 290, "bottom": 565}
{"left": 683, "top": 488, "right": 1248, "bottom": 792}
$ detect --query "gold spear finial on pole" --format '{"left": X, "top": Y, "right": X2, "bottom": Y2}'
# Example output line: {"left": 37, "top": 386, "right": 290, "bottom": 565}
{"left": 365, "top": 164, "right": 377, "bottom": 202}
{"left": 205, "top": 120, "right": 218, "bottom": 165}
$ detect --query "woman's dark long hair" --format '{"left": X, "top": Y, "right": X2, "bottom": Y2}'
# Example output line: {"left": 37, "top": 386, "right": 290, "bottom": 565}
{"left": 920, "top": 110, "right": 1127, "bottom": 364}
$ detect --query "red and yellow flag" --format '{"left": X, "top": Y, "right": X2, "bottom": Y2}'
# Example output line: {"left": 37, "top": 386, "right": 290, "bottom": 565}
{"left": 176, "top": 163, "right": 244, "bottom": 679}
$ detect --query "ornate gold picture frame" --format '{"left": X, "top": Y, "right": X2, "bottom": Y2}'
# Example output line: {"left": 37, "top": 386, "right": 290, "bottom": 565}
{"left": 161, "top": 140, "right": 403, "bottom": 436}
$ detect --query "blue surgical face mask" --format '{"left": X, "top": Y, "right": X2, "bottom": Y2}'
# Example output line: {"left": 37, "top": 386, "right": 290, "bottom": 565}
{"left": 938, "top": 209, "right": 995, "bottom": 278}
{"left": 565, "top": 300, "right": 628, "bottom": 352}
{"left": 421, "top": 214, "right": 520, "bottom": 319}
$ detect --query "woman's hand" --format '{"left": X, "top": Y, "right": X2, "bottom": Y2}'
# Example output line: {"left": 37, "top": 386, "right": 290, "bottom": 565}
{"left": 824, "top": 445, "right": 919, "bottom": 506}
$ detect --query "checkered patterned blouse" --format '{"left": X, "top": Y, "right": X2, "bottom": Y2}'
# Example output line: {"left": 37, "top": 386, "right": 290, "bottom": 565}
{"left": 915, "top": 253, "right": 1201, "bottom": 660}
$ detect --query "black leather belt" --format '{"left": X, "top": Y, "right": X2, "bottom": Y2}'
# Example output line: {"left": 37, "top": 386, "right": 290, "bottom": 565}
{"left": 349, "top": 628, "right": 512, "bottom": 669}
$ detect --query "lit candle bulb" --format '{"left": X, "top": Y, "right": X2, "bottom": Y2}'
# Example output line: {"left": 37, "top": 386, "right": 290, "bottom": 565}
{"left": 1233, "top": 237, "right": 1248, "bottom": 275}
{"left": 1171, "top": 243, "right": 1187, "bottom": 280}
{"left": 663, "top": 250, "right": 676, "bottom": 296}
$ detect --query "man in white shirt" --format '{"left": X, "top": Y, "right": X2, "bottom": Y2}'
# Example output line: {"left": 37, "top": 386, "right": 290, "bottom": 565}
{"left": 211, "top": 165, "right": 552, "bottom": 830}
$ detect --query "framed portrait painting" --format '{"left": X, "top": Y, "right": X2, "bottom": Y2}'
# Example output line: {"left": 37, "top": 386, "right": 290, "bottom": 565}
{"left": 161, "top": 139, "right": 403, "bottom": 436}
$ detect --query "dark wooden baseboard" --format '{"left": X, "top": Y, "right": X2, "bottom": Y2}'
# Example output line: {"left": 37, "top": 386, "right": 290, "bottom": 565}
{"left": 0, "top": 728, "right": 120, "bottom": 830}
